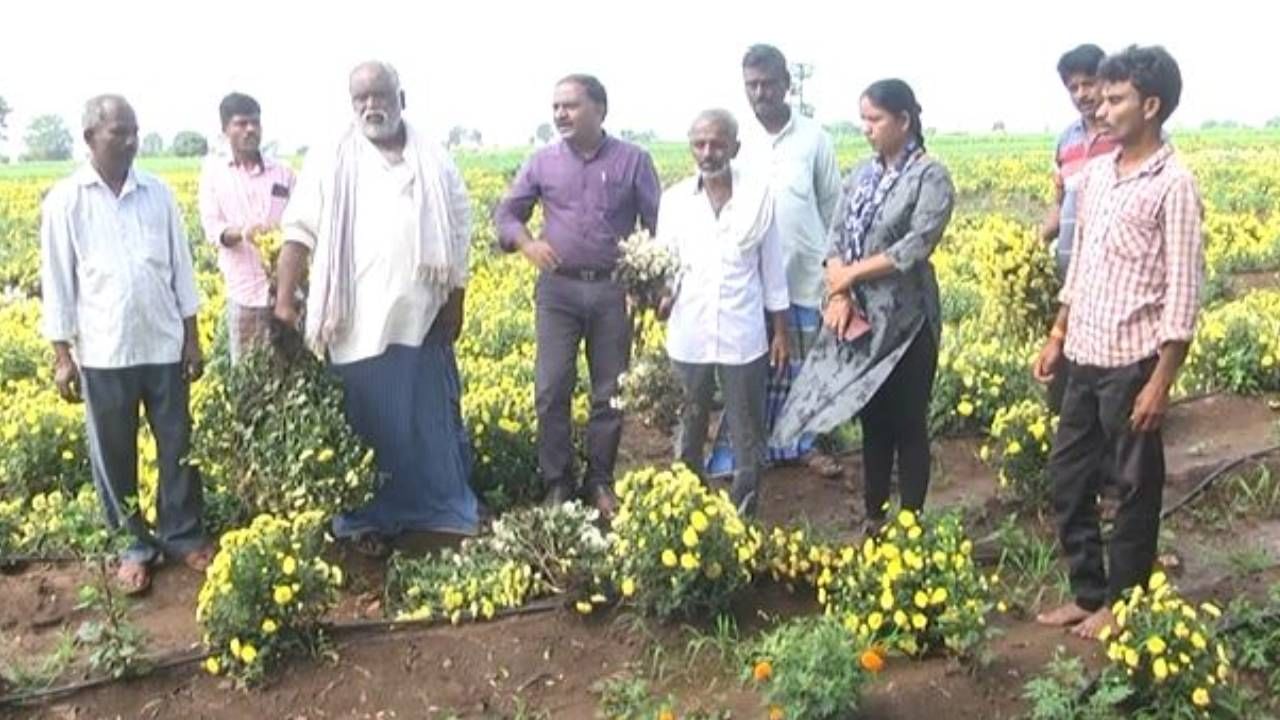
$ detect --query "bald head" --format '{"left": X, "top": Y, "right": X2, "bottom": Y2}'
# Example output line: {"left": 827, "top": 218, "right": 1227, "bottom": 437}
{"left": 349, "top": 61, "right": 405, "bottom": 144}
{"left": 349, "top": 61, "right": 401, "bottom": 94}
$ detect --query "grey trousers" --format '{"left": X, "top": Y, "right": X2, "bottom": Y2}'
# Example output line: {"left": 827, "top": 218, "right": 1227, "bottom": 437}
{"left": 82, "top": 364, "right": 206, "bottom": 564}
{"left": 672, "top": 355, "right": 768, "bottom": 515}
{"left": 534, "top": 272, "right": 631, "bottom": 491}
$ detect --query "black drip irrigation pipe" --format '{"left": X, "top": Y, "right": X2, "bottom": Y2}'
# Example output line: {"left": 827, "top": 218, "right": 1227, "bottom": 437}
{"left": 972, "top": 443, "right": 1280, "bottom": 565}
{"left": 0, "top": 596, "right": 565, "bottom": 708}
{"left": 1154, "top": 443, "right": 1280, "bottom": 524}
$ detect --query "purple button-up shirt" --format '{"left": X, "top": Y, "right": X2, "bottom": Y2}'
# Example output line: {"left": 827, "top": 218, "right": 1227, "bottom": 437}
{"left": 495, "top": 135, "right": 661, "bottom": 270}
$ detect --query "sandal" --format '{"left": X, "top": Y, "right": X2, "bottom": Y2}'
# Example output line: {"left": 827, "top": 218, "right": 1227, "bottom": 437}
{"left": 114, "top": 560, "right": 152, "bottom": 596}
{"left": 807, "top": 452, "right": 844, "bottom": 479}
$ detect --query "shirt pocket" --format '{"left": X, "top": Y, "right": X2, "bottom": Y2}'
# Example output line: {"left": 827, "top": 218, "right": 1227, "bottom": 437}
{"left": 1107, "top": 204, "right": 1159, "bottom": 261}
{"left": 138, "top": 215, "right": 174, "bottom": 271}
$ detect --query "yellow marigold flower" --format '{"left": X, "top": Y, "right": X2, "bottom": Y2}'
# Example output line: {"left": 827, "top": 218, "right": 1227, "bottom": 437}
{"left": 241, "top": 644, "right": 258, "bottom": 664}
{"left": 261, "top": 618, "right": 278, "bottom": 634}
{"left": 1147, "top": 636, "right": 1167, "bottom": 655}
{"left": 1124, "top": 648, "right": 1140, "bottom": 668}
{"left": 230, "top": 637, "right": 242, "bottom": 658}
{"left": 1201, "top": 602, "right": 1222, "bottom": 618}
{"left": 894, "top": 610, "right": 909, "bottom": 628}
{"left": 1192, "top": 687, "right": 1211, "bottom": 708}
{"left": 682, "top": 527, "right": 699, "bottom": 548}
{"left": 621, "top": 577, "right": 636, "bottom": 597}
{"left": 911, "top": 613, "right": 928, "bottom": 630}
{"left": 957, "top": 400, "right": 974, "bottom": 417}
{"left": 282, "top": 556, "right": 297, "bottom": 576}
{"left": 897, "top": 509, "right": 917, "bottom": 529}
{"left": 662, "top": 549, "right": 678, "bottom": 567}
{"left": 204, "top": 657, "right": 221, "bottom": 675}
{"left": 273, "top": 585, "right": 295, "bottom": 605}
{"left": 1190, "top": 632, "right": 1207, "bottom": 650}
{"left": 575, "top": 601, "right": 593, "bottom": 615}
{"left": 880, "top": 590, "right": 895, "bottom": 611}
{"left": 931, "top": 587, "right": 948, "bottom": 605}
{"left": 914, "top": 591, "right": 929, "bottom": 609}
{"left": 680, "top": 552, "right": 699, "bottom": 571}
{"left": 867, "top": 612, "right": 884, "bottom": 631}
{"left": 1153, "top": 657, "right": 1169, "bottom": 681}
{"left": 331, "top": 566, "right": 344, "bottom": 586}
{"left": 690, "top": 510, "right": 709, "bottom": 532}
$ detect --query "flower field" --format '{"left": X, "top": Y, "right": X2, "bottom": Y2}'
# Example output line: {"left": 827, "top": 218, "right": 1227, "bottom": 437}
{"left": 1, "top": 129, "right": 1280, "bottom": 718}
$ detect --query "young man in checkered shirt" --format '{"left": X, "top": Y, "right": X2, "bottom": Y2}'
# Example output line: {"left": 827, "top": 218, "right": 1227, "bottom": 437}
{"left": 1032, "top": 45, "right": 1204, "bottom": 639}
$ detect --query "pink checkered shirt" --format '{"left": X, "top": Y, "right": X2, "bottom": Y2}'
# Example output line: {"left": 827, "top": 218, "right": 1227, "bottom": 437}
{"left": 1060, "top": 144, "right": 1204, "bottom": 368}
{"left": 198, "top": 156, "right": 296, "bottom": 307}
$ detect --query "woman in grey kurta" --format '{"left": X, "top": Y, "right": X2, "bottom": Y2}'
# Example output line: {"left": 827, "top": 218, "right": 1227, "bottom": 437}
{"left": 771, "top": 79, "right": 954, "bottom": 528}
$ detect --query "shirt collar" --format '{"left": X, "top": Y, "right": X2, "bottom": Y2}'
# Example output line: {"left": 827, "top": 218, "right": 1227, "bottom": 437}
{"left": 75, "top": 163, "right": 145, "bottom": 196}
{"left": 1110, "top": 142, "right": 1175, "bottom": 181}
{"left": 557, "top": 132, "right": 612, "bottom": 162}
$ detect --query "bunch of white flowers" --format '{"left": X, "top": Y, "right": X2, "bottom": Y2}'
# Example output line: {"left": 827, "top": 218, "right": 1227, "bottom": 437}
{"left": 614, "top": 229, "right": 678, "bottom": 311}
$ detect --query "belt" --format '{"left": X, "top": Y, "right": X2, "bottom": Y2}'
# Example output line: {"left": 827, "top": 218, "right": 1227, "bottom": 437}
{"left": 553, "top": 267, "right": 614, "bottom": 282}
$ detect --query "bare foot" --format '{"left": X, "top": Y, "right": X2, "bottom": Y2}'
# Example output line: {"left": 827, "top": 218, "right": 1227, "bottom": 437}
{"left": 181, "top": 544, "right": 216, "bottom": 572}
{"left": 1071, "top": 607, "right": 1116, "bottom": 639}
{"left": 114, "top": 560, "right": 152, "bottom": 596}
{"left": 1035, "top": 602, "right": 1092, "bottom": 627}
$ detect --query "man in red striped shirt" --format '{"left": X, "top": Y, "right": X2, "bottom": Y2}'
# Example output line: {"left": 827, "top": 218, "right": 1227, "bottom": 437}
{"left": 1032, "top": 45, "right": 1204, "bottom": 639}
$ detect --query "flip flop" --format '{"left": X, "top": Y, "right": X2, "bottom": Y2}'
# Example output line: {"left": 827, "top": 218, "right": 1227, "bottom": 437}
{"left": 115, "top": 560, "right": 152, "bottom": 596}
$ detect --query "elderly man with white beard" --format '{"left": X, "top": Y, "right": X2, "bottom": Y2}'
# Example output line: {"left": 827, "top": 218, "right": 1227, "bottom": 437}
{"left": 274, "top": 61, "right": 478, "bottom": 556}
{"left": 656, "top": 109, "right": 789, "bottom": 517}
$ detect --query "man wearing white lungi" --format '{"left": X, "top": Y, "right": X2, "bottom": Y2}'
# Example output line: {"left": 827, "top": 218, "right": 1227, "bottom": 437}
{"left": 275, "top": 61, "right": 477, "bottom": 555}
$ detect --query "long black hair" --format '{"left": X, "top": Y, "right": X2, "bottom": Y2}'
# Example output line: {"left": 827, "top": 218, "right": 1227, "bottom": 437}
{"left": 863, "top": 79, "right": 925, "bottom": 151}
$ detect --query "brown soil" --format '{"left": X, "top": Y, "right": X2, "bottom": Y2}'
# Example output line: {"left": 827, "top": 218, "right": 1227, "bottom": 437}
{"left": 2, "top": 395, "right": 1277, "bottom": 719}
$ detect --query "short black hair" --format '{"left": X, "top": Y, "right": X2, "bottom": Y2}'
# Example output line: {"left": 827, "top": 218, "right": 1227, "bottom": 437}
{"left": 1057, "top": 44, "right": 1106, "bottom": 83}
{"left": 863, "top": 78, "right": 926, "bottom": 150}
{"left": 1098, "top": 45, "right": 1183, "bottom": 123}
{"left": 557, "top": 74, "right": 608, "bottom": 118}
{"left": 219, "top": 92, "right": 260, "bottom": 129}
{"left": 742, "top": 44, "right": 790, "bottom": 82}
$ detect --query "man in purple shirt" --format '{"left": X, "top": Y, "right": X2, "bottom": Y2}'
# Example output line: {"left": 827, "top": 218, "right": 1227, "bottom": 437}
{"left": 495, "top": 74, "right": 661, "bottom": 520}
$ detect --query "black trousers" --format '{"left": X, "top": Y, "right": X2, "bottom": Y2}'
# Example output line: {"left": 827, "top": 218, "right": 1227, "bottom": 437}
{"left": 1049, "top": 356, "right": 1165, "bottom": 611}
{"left": 860, "top": 329, "right": 938, "bottom": 520}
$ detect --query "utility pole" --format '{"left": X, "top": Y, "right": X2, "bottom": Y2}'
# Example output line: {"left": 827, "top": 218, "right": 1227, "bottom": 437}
{"left": 789, "top": 62, "right": 815, "bottom": 118}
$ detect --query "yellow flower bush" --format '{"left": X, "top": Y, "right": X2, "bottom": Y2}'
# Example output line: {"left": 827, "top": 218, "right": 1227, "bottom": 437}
{"left": 981, "top": 399, "right": 1058, "bottom": 508}
{"left": 931, "top": 318, "right": 1041, "bottom": 435}
{"left": 820, "top": 510, "right": 996, "bottom": 658}
{"left": 196, "top": 511, "right": 340, "bottom": 685}
{"left": 1180, "top": 290, "right": 1280, "bottom": 395}
{"left": 1098, "top": 572, "right": 1240, "bottom": 717}
{"left": 0, "top": 484, "right": 119, "bottom": 557}
{"left": 610, "top": 464, "right": 762, "bottom": 619}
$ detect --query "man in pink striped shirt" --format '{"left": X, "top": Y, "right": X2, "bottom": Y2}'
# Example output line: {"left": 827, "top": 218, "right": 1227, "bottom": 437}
{"left": 198, "top": 92, "right": 296, "bottom": 362}
{"left": 1032, "top": 45, "right": 1203, "bottom": 639}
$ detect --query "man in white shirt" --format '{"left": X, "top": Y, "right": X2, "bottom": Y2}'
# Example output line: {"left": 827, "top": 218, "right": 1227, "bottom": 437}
{"left": 275, "top": 62, "right": 478, "bottom": 556}
{"left": 708, "top": 44, "right": 844, "bottom": 480}
{"left": 660, "top": 109, "right": 789, "bottom": 516}
{"left": 40, "top": 95, "right": 209, "bottom": 594}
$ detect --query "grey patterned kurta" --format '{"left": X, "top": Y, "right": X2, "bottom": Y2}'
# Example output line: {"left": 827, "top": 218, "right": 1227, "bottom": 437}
{"left": 770, "top": 156, "right": 955, "bottom": 444}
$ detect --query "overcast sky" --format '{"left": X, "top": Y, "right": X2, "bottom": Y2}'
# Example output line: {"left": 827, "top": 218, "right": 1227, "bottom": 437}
{"left": 2, "top": 0, "right": 1277, "bottom": 158}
